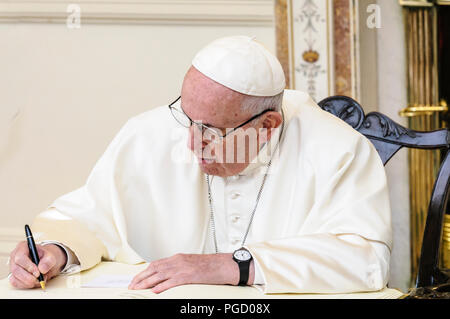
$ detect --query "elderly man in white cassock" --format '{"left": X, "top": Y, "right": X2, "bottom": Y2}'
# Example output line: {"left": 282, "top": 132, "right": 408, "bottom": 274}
{"left": 9, "top": 36, "right": 392, "bottom": 294}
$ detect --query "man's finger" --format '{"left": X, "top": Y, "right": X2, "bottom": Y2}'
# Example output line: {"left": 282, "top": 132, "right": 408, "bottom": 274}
{"left": 129, "top": 265, "right": 156, "bottom": 288}
{"left": 9, "top": 274, "right": 29, "bottom": 289}
{"left": 129, "top": 269, "right": 155, "bottom": 289}
{"left": 37, "top": 245, "right": 45, "bottom": 259}
{"left": 38, "top": 252, "right": 56, "bottom": 275}
{"left": 9, "top": 273, "right": 40, "bottom": 289}
{"left": 13, "top": 253, "right": 40, "bottom": 278}
{"left": 10, "top": 264, "right": 40, "bottom": 287}
{"left": 131, "top": 272, "right": 167, "bottom": 290}
{"left": 151, "top": 279, "right": 180, "bottom": 294}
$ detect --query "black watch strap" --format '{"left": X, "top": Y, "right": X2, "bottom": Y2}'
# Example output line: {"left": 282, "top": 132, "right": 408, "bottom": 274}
{"left": 237, "top": 261, "right": 250, "bottom": 286}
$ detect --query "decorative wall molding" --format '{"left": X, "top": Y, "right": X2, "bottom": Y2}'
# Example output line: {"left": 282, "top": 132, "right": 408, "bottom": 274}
{"left": 275, "top": 0, "right": 291, "bottom": 88}
{"left": 289, "top": 0, "right": 335, "bottom": 102}
{"left": 275, "top": 0, "right": 334, "bottom": 102}
{"left": 333, "top": 0, "right": 356, "bottom": 99}
{"left": 0, "top": 0, "right": 275, "bottom": 26}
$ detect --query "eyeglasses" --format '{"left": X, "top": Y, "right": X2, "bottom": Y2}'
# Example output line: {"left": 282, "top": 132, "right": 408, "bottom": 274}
{"left": 168, "top": 96, "right": 274, "bottom": 144}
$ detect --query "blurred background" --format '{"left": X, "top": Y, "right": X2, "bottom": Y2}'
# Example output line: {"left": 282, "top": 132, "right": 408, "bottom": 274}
{"left": 0, "top": 0, "right": 449, "bottom": 293}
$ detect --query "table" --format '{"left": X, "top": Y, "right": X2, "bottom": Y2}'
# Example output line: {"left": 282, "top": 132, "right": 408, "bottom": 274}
{"left": 0, "top": 262, "right": 405, "bottom": 299}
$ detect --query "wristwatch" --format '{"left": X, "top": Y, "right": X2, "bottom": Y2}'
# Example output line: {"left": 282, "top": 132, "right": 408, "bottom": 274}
{"left": 232, "top": 247, "right": 253, "bottom": 286}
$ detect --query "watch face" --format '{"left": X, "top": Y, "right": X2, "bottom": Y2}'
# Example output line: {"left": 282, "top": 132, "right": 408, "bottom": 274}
{"left": 233, "top": 249, "right": 251, "bottom": 261}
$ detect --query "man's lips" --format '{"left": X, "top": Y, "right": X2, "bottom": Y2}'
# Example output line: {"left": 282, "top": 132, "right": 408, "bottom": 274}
{"left": 193, "top": 151, "right": 215, "bottom": 164}
{"left": 199, "top": 157, "right": 215, "bottom": 164}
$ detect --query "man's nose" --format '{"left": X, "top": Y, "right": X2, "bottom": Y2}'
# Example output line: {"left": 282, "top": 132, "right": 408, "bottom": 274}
{"left": 187, "top": 125, "right": 209, "bottom": 154}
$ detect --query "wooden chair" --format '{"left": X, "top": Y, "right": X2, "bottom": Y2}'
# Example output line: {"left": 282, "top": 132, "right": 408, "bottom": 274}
{"left": 317, "top": 96, "right": 450, "bottom": 294}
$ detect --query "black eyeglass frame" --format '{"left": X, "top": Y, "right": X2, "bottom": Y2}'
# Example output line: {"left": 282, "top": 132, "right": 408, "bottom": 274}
{"left": 168, "top": 96, "right": 275, "bottom": 139}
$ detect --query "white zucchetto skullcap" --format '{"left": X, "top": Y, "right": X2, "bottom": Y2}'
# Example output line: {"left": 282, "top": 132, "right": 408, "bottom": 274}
{"left": 192, "top": 35, "right": 286, "bottom": 97}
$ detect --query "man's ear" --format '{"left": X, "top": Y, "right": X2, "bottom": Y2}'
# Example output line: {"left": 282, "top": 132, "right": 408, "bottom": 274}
{"left": 262, "top": 111, "right": 282, "bottom": 129}
{"left": 260, "top": 111, "right": 283, "bottom": 142}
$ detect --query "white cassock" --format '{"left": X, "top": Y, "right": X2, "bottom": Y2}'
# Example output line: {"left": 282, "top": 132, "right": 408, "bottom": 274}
{"left": 32, "top": 89, "right": 392, "bottom": 294}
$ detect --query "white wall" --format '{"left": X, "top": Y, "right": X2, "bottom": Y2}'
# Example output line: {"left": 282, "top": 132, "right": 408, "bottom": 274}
{"left": 0, "top": 1, "right": 275, "bottom": 278}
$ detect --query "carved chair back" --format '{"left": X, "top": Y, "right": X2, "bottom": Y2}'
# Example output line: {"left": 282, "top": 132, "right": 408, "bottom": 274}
{"left": 318, "top": 95, "right": 450, "bottom": 288}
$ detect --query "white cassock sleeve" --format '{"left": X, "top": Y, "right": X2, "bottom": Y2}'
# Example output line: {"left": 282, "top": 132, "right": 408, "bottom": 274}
{"left": 247, "top": 235, "right": 390, "bottom": 293}
{"left": 245, "top": 128, "right": 392, "bottom": 294}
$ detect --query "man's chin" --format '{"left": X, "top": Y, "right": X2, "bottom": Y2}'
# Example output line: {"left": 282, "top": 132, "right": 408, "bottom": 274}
{"left": 197, "top": 159, "right": 221, "bottom": 175}
{"left": 198, "top": 165, "right": 221, "bottom": 177}
{"left": 197, "top": 160, "right": 249, "bottom": 177}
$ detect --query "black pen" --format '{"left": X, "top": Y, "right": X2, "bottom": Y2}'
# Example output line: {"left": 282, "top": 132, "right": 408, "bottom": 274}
{"left": 25, "top": 224, "right": 46, "bottom": 290}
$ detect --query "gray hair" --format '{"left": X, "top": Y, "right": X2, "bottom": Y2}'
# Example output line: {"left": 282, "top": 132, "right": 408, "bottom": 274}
{"left": 240, "top": 91, "right": 284, "bottom": 114}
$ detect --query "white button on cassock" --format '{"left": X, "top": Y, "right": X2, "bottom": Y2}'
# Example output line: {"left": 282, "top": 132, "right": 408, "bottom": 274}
{"left": 231, "top": 215, "right": 240, "bottom": 223}
{"left": 230, "top": 192, "right": 241, "bottom": 200}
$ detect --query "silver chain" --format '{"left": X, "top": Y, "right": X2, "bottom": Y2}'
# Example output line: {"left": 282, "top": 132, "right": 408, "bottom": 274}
{"left": 205, "top": 108, "right": 285, "bottom": 254}
{"left": 206, "top": 159, "right": 272, "bottom": 254}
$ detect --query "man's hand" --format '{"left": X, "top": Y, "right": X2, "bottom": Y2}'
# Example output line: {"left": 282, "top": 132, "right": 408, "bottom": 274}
{"left": 9, "top": 241, "right": 67, "bottom": 289}
{"left": 128, "top": 253, "right": 254, "bottom": 293}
